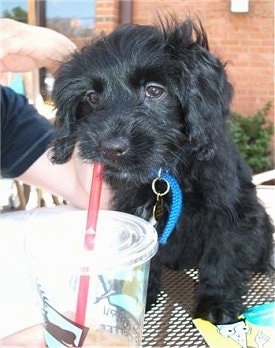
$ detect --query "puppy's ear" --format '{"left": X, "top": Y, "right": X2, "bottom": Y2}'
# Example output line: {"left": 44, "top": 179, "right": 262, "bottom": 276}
{"left": 164, "top": 18, "right": 234, "bottom": 161}
{"left": 50, "top": 58, "right": 81, "bottom": 164}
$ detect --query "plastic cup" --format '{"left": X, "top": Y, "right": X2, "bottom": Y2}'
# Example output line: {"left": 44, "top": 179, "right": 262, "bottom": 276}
{"left": 25, "top": 210, "right": 158, "bottom": 347}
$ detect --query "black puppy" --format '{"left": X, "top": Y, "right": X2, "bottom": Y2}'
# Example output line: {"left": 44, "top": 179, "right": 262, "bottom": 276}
{"left": 51, "top": 17, "right": 273, "bottom": 324}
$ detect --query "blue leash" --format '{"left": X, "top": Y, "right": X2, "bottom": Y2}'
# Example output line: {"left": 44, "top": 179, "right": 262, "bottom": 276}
{"left": 156, "top": 170, "right": 183, "bottom": 245}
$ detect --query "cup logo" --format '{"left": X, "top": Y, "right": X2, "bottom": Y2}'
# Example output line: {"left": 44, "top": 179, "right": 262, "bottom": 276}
{"left": 37, "top": 284, "right": 89, "bottom": 347}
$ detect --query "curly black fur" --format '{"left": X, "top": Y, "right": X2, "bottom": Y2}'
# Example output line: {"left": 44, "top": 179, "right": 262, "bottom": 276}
{"left": 51, "top": 17, "right": 274, "bottom": 324}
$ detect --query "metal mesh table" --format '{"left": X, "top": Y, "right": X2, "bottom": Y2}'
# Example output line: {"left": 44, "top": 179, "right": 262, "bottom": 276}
{"left": 142, "top": 267, "right": 275, "bottom": 347}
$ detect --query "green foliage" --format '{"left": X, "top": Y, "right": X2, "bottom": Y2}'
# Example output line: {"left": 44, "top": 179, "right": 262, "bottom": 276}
{"left": 2, "top": 6, "right": 28, "bottom": 23}
{"left": 230, "top": 102, "right": 274, "bottom": 173}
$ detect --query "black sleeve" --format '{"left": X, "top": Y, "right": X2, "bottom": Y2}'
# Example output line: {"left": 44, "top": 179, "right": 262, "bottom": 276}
{"left": 1, "top": 85, "right": 56, "bottom": 178}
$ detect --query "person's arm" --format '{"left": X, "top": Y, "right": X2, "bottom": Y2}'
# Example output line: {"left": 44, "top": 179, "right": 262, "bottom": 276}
{"left": 0, "top": 18, "right": 77, "bottom": 74}
{"left": 18, "top": 148, "right": 111, "bottom": 210}
{"left": 1, "top": 86, "right": 111, "bottom": 210}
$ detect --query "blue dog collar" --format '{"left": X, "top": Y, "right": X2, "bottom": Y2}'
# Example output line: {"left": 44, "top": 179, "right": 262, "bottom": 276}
{"left": 151, "top": 169, "right": 183, "bottom": 245}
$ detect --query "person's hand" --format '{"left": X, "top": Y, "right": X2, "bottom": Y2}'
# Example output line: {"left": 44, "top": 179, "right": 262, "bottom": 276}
{"left": 0, "top": 18, "right": 76, "bottom": 74}
{"left": 1, "top": 324, "right": 45, "bottom": 346}
{"left": 18, "top": 146, "right": 112, "bottom": 210}
{"left": 72, "top": 146, "right": 112, "bottom": 210}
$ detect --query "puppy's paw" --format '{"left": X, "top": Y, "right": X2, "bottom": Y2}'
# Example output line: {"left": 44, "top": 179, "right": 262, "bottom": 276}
{"left": 194, "top": 300, "right": 242, "bottom": 324}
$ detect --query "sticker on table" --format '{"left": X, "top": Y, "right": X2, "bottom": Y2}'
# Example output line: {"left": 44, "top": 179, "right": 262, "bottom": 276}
{"left": 193, "top": 302, "right": 275, "bottom": 348}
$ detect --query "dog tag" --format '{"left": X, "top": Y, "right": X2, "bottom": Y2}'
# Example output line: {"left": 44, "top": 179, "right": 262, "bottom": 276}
{"left": 150, "top": 176, "right": 170, "bottom": 225}
{"left": 153, "top": 194, "right": 165, "bottom": 222}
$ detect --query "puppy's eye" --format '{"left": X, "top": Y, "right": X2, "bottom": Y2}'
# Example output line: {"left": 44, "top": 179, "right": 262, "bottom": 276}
{"left": 145, "top": 84, "right": 165, "bottom": 98}
{"left": 86, "top": 90, "right": 100, "bottom": 105}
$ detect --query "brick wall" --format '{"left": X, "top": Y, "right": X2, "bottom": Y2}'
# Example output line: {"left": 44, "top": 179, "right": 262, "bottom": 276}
{"left": 95, "top": 0, "right": 274, "bottom": 121}
{"left": 95, "top": 0, "right": 119, "bottom": 32}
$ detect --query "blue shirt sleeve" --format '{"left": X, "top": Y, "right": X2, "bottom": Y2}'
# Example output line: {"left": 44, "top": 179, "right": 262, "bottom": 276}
{"left": 1, "top": 85, "right": 56, "bottom": 178}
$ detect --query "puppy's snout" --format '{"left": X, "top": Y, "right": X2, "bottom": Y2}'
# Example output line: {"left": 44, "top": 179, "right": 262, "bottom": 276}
{"left": 100, "top": 136, "right": 130, "bottom": 157}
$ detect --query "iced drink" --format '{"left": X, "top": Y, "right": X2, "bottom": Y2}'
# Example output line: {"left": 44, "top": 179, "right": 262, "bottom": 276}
{"left": 25, "top": 210, "right": 158, "bottom": 347}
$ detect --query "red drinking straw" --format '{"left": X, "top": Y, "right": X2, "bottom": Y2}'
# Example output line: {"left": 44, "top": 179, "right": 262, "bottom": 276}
{"left": 75, "top": 163, "right": 104, "bottom": 325}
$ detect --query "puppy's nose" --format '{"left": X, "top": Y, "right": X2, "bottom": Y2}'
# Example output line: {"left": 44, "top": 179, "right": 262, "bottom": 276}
{"left": 100, "top": 136, "right": 130, "bottom": 157}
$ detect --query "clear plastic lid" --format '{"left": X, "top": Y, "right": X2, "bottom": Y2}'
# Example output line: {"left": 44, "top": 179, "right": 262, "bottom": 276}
{"left": 24, "top": 209, "right": 158, "bottom": 272}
